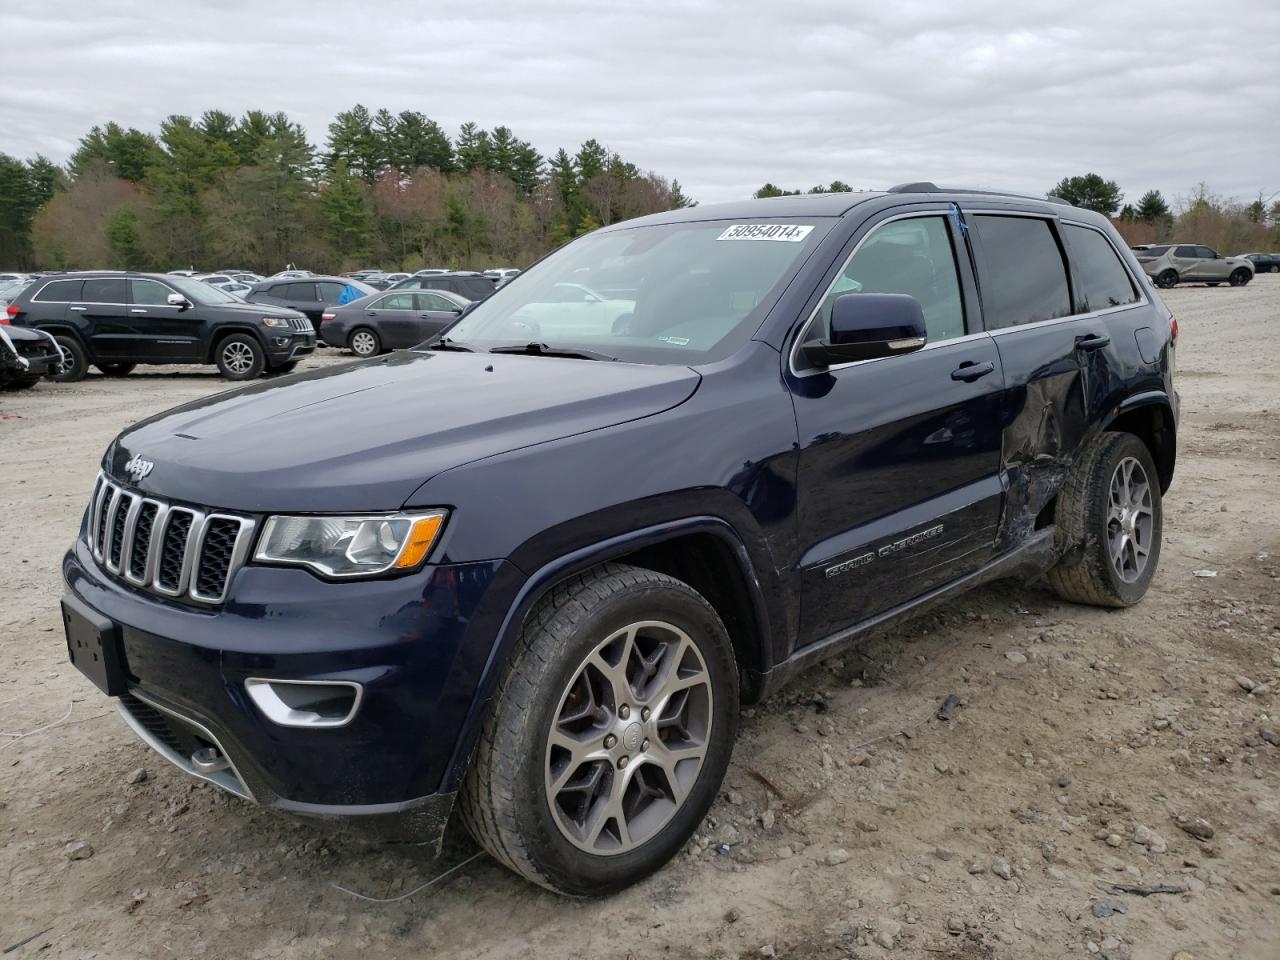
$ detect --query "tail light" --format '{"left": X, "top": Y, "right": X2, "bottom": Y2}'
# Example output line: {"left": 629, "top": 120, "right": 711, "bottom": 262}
{"left": 321, "top": 312, "right": 335, "bottom": 323}
{"left": 2, "top": 303, "right": 17, "bottom": 324}
{"left": 1169, "top": 315, "right": 1179, "bottom": 343}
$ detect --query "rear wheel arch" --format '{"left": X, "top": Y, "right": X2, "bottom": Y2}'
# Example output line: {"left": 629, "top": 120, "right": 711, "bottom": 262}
{"left": 1104, "top": 398, "right": 1176, "bottom": 493}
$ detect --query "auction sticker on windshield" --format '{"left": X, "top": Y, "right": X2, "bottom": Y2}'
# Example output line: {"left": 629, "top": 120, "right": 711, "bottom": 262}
{"left": 716, "top": 223, "right": 814, "bottom": 242}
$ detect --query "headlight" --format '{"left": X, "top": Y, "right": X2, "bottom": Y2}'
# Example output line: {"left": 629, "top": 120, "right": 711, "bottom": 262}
{"left": 254, "top": 511, "right": 447, "bottom": 578}
{"left": 262, "top": 316, "right": 291, "bottom": 328}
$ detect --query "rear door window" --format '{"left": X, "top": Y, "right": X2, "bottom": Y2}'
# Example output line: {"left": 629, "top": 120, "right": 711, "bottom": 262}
{"left": 82, "top": 278, "right": 127, "bottom": 303}
{"left": 286, "top": 282, "right": 318, "bottom": 300}
{"left": 1062, "top": 224, "right": 1138, "bottom": 311}
{"left": 35, "top": 279, "right": 85, "bottom": 302}
{"left": 972, "top": 215, "right": 1072, "bottom": 329}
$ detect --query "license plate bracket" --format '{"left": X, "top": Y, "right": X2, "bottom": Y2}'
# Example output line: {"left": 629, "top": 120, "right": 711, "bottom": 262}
{"left": 62, "top": 595, "right": 127, "bottom": 696}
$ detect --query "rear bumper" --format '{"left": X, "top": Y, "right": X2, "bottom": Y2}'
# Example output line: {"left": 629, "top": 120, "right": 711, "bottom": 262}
{"left": 63, "top": 537, "right": 525, "bottom": 845}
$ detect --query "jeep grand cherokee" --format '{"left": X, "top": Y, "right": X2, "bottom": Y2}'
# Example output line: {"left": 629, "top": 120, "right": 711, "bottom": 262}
{"left": 60, "top": 183, "right": 1177, "bottom": 896}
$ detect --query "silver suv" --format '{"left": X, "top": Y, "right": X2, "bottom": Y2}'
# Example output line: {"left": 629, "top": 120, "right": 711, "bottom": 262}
{"left": 1134, "top": 244, "right": 1254, "bottom": 288}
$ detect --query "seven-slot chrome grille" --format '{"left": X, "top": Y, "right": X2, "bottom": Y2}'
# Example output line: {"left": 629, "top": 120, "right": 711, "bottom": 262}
{"left": 86, "top": 473, "right": 256, "bottom": 605}
{"left": 287, "top": 316, "right": 313, "bottom": 333}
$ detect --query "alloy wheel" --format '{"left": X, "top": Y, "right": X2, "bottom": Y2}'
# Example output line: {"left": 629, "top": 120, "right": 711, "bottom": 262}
{"left": 1107, "top": 456, "right": 1154, "bottom": 583}
{"left": 221, "top": 341, "right": 254, "bottom": 375}
{"left": 544, "top": 620, "right": 713, "bottom": 855}
{"left": 351, "top": 331, "right": 377, "bottom": 356}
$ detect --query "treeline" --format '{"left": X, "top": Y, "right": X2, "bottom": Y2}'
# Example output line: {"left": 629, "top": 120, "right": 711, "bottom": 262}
{"left": 0, "top": 107, "right": 695, "bottom": 272}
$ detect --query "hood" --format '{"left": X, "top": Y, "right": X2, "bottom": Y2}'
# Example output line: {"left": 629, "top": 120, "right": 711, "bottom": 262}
{"left": 216, "top": 300, "right": 306, "bottom": 318}
{"left": 108, "top": 351, "right": 700, "bottom": 512}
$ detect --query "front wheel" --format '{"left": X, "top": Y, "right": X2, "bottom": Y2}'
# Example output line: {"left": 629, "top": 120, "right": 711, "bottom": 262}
{"left": 459, "top": 564, "right": 739, "bottom": 896}
{"left": 215, "top": 334, "right": 265, "bottom": 380}
{"left": 1047, "top": 432, "right": 1163, "bottom": 607}
{"left": 1155, "top": 269, "right": 1179, "bottom": 289}
{"left": 1228, "top": 269, "right": 1251, "bottom": 287}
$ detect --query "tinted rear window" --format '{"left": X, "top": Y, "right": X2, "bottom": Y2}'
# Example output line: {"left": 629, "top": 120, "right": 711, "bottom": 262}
{"left": 973, "top": 216, "right": 1071, "bottom": 329}
{"left": 286, "top": 282, "right": 317, "bottom": 299}
{"left": 35, "top": 279, "right": 85, "bottom": 303}
{"left": 82, "top": 278, "right": 127, "bottom": 303}
{"left": 1063, "top": 225, "right": 1138, "bottom": 311}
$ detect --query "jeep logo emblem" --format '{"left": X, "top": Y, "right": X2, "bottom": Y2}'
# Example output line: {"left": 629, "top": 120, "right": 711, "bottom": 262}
{"left": 623, "top": 722, "right": 644, "bottom": 753}
{"left": 124, "top": 454, "right": 154, "bottom": 483}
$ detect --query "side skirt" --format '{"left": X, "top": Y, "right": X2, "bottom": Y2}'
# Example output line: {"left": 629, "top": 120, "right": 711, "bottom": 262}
{"left": 751, "top": 526, "right": 1059, "bottom": 699}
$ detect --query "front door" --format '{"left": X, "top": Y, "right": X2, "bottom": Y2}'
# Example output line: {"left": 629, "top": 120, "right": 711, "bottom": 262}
{"left": 365, "top": 292, "right": 418, "bottom": 347}
{"left": 127, "top": 278, "right": 203, "bottom": 361}
{"left": 789, "top": 211, "right": 1006, "bottom": 646}
{"left": 411, "top": 293, "right": 463, "bottom": 344}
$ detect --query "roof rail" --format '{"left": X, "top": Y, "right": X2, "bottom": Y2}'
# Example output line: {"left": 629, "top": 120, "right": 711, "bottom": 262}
{"left": 886, "top": 182, "right": 1072, "bottom": 206}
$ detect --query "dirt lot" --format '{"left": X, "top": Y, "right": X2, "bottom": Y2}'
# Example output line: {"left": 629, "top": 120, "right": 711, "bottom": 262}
{"left": 2, "top": 278, "right": 1278, "bottom": 960}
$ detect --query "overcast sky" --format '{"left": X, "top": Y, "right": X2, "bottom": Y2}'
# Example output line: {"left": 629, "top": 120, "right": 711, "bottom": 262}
{"left": 2, "top": 0, "right": 1277, "bottom": 208}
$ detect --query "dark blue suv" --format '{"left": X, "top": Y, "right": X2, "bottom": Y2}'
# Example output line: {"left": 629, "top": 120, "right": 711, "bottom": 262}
{"left": 60, "top": 184, "right": 1178, "bottom": 896}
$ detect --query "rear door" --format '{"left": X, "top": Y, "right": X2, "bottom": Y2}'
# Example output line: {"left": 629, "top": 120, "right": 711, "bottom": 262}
{"left": 75, "top": 277, "right": 131, "bottom": 360}
{"left": 1170, "top": 244, "right": 1204, "bottom": 280}
{"left": 128, "top": 278, "right": 203, "bottom": 361}
{"left": 967, "top": 210, "right": 1128, "bottom": 548}
{"left": 789, "top": 208, "right": 1006, "bottom": 645}
{"left": 268, "top": 281, "right": 320, "bottom": 320}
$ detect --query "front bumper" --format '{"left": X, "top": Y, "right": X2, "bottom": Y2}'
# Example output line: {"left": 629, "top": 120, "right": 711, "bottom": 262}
{"left": 266, "top": 332, "right": 315, "bottom": 363}
{"left": 63, "top": 537, "right": 523, "bottom": 844}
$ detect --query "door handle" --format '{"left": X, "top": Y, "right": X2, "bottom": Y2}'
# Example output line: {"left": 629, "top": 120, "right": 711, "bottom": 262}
{"left": 951, "top": 360, "right": 995, "bottom": 382}
{"left": 1075, "top": 334, "right": 1111, "bottom": 352}
{"left": 130, "top": 308, "right": 147, "bottom": 314}
{"left": 69, "top": 306, "right": 87, "bottom": 312}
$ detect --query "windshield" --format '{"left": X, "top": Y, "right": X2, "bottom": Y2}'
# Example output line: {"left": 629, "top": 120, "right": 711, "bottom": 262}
{"left": 438, "top": 219, "right": 829, "bottom": 364}
{"left": 166, "top": 275, "right": 239, "bottom": 304}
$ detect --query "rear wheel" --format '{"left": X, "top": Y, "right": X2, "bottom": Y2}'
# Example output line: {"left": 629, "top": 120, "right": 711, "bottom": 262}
{"left": 94, "top": 362, "right": 136, "bottom": 377}
{"left": 1155, "top": 269, "right": 1178, "bottom": 289}
{"left": 1047, "top": 432, "right": 1162, "bottom": 608}
{"left": 49, "top": 335, "right": 87, "bottom": 383}
{"left": 459, "top": 564, "right": 738, "bottom": 896}
{"left": 349, "top": 327, "right": 381, "bottom": 358}
{"left": 215, "top": 334, "right": 265, "bottom": 380}
{"left": 1228, "top": 268, "right": 1251, "bottom": 287}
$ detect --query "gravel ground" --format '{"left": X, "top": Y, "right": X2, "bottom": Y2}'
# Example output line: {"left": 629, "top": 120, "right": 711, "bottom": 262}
{"left": 1, "top": 278, "right": 1278, "bottom": 960}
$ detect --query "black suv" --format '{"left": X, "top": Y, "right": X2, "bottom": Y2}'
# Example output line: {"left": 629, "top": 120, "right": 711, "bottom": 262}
{"left": 244, "top": 276, "right": 377, "bottom": 326}
{"left": 389, "top": 270, "right": 497, "bottom": 301}
{"left": 8, "top": 273, "right": 315, "bottom": 381}
{"left": 60, "top": 185, "right": 1177, "bottom": 896}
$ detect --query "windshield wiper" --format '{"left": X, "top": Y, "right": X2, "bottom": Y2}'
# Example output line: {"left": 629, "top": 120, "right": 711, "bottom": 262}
{"left": 489, "top": 342, "right": 617, "bottom": 362}
{"left": 427, "top": 336, "right": 478, "bottom": 352}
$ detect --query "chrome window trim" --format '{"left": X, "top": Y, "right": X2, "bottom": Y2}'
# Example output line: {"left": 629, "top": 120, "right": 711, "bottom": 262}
{"left": 789, "top": 211, "right": 973, "bottom": 378}
{"left": 31, "top": 279, "right": 86, "bottom": 304}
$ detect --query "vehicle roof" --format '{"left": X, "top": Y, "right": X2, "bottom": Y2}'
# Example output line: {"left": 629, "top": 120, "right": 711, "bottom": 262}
{"left": 606, "top": 183, "right": 1105, "bottom": 230}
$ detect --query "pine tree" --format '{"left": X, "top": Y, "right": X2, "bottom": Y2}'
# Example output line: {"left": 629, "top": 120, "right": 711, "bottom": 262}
{"left": 455, "top": 123, "right": 493, "bottom": 172}
{"left": 1135, "top": 190, "right": 1171, "bottom": 224}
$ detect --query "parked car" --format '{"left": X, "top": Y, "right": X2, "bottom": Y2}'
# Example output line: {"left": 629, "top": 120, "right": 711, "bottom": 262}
{"left": 1238, "top": 252, "right": 1280, "bottom": 273}
{"left": 0, "top": 272, "right": 29, "bottom": 285}
{"left": 320, "top": 288, "right": 468, "bottom": 356}
{"left": 0, "top": 278, "right": 34, "bottom": 305}
{"left": 484, "top": 268, "right": 521, "bottom": 283}
{"left": 59, "top": 184, "right": 1177, "bottom": 896}
{"left": 390, "top": 270, "right": 497, "bottom": 301}
{"left": 166, "top": 270, "right": 202, "bottom": 277}
{"left": 244, "top": 276, "right": 377, "bottom": 326}
{"left": 0, "top": 322, "right": 61, "bottom": 389}
{"left": 1133, "top": 244, "right": 1254, "bottom": 287}
{"left": 6, "top": 272, "right": 314, "bottom": 381}
{"left": 413, "top": 268, "right": 449, "bottom": 276}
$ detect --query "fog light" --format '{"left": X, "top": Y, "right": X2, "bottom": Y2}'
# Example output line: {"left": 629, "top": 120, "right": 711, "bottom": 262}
{"left": 245, "top": 679, "right": 363, "bottom": 728}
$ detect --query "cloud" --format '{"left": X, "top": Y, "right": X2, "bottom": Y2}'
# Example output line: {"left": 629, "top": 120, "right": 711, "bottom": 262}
{"left": 1, "top": 0, "right": 1276, "bottom": 207}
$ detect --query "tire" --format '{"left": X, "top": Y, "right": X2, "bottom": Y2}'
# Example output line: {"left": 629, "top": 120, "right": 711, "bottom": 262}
{"left": 1046, "top": 432, "right": 1163, "bottom": 608}
{"left": 1155, "top": 269, "right": 1178, "bottom": 289}
{"left": 459, "top": 563, "right": 739, "bottom": 897}
{"left": 94, "top": 362, "right": 136, "bottom": 377}
{"left": 266, "top": 360, "right": 298, "bottom": 376}
{"left": 1228, "top": 269, "right": 1251, "bottom": 287}
{"left": 214, "top": 334, "right": 265, "bottom": 380}
{"left": 1206, "top": 282, "right": 1220, "bottom": 287}
{"left": 1271, "top": 265, "right": 1280, "bottom": 274}
{"left": 48, "top": 335, "right": 87, "bottom": 383}
{"left": 2, "top": 375, "right": 41, "bottom": 391}
{"left": 348, "top": 327, "right": 381, "bottom": 358}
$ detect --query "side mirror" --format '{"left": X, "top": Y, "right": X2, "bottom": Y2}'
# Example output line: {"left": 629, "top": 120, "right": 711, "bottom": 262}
{"left": 167, "top": 293, "right": 192, "bottom": 310}
{"left": 802, "top": 293, "right": 927, "bottom": 368}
